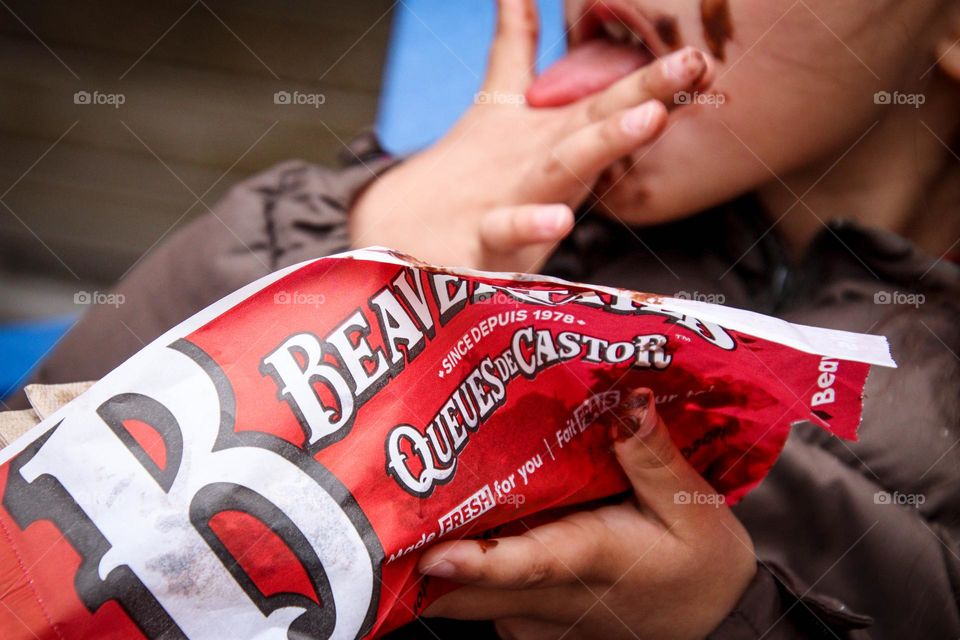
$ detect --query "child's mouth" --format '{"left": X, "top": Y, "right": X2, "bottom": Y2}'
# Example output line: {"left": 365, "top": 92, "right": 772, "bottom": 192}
{"left": 526, "top": 1, "right": 674, "bottom": 107}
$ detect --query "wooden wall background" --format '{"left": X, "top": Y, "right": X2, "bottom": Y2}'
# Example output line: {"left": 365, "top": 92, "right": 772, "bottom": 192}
{"left": 0, "top": 0, "right": 393, "bottom": 311}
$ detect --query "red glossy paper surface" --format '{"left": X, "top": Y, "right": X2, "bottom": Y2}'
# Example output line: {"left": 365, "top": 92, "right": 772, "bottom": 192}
{"left": 0, "top": 256, "right": 871, "bottom": 639}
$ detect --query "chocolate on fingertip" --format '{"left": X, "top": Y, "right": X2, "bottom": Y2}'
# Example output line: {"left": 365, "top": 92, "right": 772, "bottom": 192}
{"left": 660, "top": 47, "right": 706, "bottom": 84}
{"left": 610, "top": 388, "right": 658, "bottom": 441}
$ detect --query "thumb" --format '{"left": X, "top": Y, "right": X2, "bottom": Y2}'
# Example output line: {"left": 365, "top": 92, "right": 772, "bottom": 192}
{"left": 611, "top": 388, "right": 725, "bottom": 527}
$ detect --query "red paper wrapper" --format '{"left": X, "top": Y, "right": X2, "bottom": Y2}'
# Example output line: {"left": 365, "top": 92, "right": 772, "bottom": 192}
{"left": 0, "top": 248, "right": 894, "bottom": 639}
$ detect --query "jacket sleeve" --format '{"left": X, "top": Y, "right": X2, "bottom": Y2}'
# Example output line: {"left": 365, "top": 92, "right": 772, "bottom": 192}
{"left": 21, "top": 133, "right": 399, "bottom": 395}
{"left": 708, "top": 562, "right": 872, "bottom": 639}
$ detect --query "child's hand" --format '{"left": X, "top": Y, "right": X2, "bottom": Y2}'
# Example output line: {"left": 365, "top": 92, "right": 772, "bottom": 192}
{"left": 418, "top": 389, "right": 756, "bottom": 639}
{"left": 349, "top": 0, "right": 713, "bottom": 273}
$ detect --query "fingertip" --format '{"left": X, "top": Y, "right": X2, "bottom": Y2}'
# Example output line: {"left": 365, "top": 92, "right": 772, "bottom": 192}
{"left": 419, "top": 558, "right": 458, "bottom": 579}
{"left": 610, "top": 388, "right": 680, "bottom": 477}
{"left": 661, "top": 46, "right": 709, "bottom": 86}
{"left": 696, "top": 52, "right": 717, "bottom": 91}
{"left": 418, "top": 542, "right": 455, "bottom": 572}
{"left": 531, "top": 204, "right": 574, "bottom": 240}
{"left": 620, "top": 100, "right": 668, "bottom": 137}
{"left": 487, "top": 0, "right": 539, "bottom": 94}
{"left": 419, "top": 546, "right": 460, "bottom": 579}
{"left": 496, "top": 0, "right": 538, "bottom": 38}
{"left": 418, "top": 541, "right": 481, "bottom": 581}
{"left": 610, "top": 388, "right": 658, "bottom": 443}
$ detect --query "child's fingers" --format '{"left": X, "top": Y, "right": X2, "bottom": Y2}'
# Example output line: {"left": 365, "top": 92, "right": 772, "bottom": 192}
{"left": 544, "top": 100, "right": 667, "bottom": 188}
{"left": 583, "top": 47, "right": 714, "bottom": 123}
{"left": 483, "top": 0, "right": 539, "bottom": 94}
{"left": 418, "top": 525, "right": 606, "bottom": 589}
{"left": 479, "top": 204, "right": 573, "bottom": 254}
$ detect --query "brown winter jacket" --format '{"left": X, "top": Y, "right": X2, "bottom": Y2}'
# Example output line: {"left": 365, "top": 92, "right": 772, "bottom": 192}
{"left": 5, "top": 133, "right": 959, "bottom": 639}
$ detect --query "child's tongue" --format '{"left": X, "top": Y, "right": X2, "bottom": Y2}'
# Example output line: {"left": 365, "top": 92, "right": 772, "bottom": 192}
{"left": 526, "top": 40, "right": 652, "bottom": 107}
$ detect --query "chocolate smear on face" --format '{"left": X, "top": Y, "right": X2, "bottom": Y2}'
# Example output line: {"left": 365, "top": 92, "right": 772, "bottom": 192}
{"left": 701, "top": 0, "right": 734, "bottom": 61}
{"left": 654, "top": 15, "right": 682, "bottom": 50}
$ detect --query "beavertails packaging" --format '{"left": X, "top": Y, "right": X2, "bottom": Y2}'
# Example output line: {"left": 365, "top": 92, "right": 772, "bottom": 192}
{"left": 0, "top": 248, "right": 895, "bottom": 639}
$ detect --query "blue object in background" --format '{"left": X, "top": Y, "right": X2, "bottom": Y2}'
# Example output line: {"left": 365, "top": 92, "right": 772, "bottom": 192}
{"left": 376, "top": 0, "right": 566, "bottom": 156}
{"left": 0, "top": 316, "right": 75, "bottom": 401}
